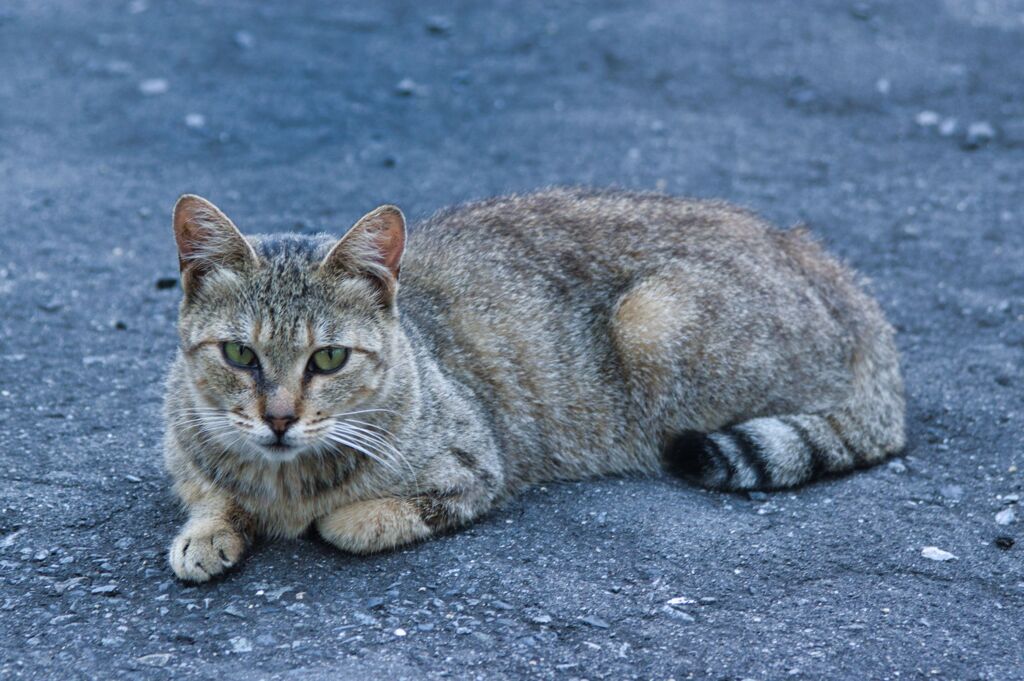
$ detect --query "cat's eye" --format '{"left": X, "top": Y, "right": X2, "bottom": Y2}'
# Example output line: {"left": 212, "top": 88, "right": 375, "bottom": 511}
{"left": 222, "top": 342, "right": 259, "bottom": 369}
{"left": 309, "top": 347, "right": 349, "bottom": 374}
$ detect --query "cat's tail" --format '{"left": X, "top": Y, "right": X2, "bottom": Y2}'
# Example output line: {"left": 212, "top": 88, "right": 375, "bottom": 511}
{"left": 664, "top": 341, "right": 905, "bottom": 491}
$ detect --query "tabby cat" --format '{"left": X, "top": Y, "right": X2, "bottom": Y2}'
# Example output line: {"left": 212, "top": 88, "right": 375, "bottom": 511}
{"left": 164, "top": 189, "right": 904, "bottom": 582}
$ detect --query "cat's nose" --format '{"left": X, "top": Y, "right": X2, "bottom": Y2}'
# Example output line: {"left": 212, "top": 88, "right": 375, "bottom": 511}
{"left": 264, "top": 413, "right": 297, "bottom": 438}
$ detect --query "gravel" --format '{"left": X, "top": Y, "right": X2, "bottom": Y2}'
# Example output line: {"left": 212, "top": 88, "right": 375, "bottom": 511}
{"left": 137, "top": 78, "right": 168, "bottom": 96}
{"left": 963, "top": 121, "right": 997, "bottom": 149}
{"left": 921, "top": 547, "right": 958, "bottom": 562}
{"left": 995, "top": 507, "right": 1016, "bottom": 526}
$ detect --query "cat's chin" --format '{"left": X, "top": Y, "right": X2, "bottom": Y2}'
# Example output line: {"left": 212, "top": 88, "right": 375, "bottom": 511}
{"left": 254, "top": 443, "right": 306, "bottom": 463}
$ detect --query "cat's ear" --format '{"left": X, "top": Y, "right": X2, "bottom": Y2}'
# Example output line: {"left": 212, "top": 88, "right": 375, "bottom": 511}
{"left": 320, "top": 205, "right": 406, "bottom": 305}
{"left": 172, "top": 194, "right": 257, "bottom": 296}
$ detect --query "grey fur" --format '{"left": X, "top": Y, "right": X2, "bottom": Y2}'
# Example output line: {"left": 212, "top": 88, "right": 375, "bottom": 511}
{"left": 163, "top": 188, "right": 905, "bottom": 581}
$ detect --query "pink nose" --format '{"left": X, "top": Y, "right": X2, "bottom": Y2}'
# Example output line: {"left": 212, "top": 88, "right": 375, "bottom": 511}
{"left": 265, "top": 414, "right": 297, "bottom": 437}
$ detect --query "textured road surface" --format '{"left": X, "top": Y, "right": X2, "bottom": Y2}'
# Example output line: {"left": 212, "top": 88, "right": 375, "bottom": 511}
{"left": 1, "top": 1, "right": 1023, "bottom": 679}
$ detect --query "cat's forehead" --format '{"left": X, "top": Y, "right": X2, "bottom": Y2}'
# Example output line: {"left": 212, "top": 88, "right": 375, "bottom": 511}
{"left": 251, "top": 232, "right": 334, "bottom": 264}
{"left": 184, "top": 233, "right": 383, "bottom": 348}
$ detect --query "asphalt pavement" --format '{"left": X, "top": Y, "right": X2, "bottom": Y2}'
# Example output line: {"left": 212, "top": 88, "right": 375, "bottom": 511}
{"left": 0, "top": 1, "right": 1022, "bottom": 679}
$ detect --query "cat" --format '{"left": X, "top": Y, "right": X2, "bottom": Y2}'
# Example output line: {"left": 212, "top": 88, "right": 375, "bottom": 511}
{"left": 164, "top": 188, "right": 904, "bottom": 582}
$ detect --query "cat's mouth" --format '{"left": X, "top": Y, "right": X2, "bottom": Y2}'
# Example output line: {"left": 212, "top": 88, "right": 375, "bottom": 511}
{"left": 258, "top": 441, "right": 303, "bottom": 461}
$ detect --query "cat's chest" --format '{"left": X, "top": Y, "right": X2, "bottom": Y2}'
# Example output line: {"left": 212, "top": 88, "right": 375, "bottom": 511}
{"left": 224, "top": 455, "right": 381, "bottom": 537}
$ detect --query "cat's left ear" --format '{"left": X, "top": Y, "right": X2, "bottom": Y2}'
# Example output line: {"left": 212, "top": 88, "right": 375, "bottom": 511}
{"left": 320, "top": 205, "right": 406, "bottom": 305}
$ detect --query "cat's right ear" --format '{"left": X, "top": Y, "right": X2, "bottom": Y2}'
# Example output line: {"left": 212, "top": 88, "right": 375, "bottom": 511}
{"left": 172, "top": 195, "right": 257, "bottom": 297}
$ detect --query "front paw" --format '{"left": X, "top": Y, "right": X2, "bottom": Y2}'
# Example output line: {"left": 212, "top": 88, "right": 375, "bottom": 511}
{"left": 317, "top": 498, "right": 432, "bottom": 554}
{"left": 169, "top": 523, "right": 245, "bottom": 582}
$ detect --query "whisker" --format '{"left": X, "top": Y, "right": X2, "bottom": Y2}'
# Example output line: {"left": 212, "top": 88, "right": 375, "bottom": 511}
{"left": 333, "top": 421, "right": 417, "bottom": 485}
{"left": 328, "top": 408, "right": 398, "bottom": 418}
{"left": 329, "top": 427, "right": 396, "bottom": 464}
{"left": 329, "top": 425, "right": 408, "bottom": 475}
{"left": 336, "top": 423, "right": 401, "bottom": 455}
{"left": 344, "top": 419, "right": 400, "bottom": 439}
{"left": 324, "top": 432, "right": 398, "bottom": 474}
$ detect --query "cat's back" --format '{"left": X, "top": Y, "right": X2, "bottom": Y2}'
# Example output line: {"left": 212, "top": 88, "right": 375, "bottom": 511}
{"left": 399, "top": 186, "right": 774, "bottom": 303}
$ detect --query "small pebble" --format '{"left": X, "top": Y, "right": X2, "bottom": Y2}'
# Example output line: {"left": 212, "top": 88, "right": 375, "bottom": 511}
{"left": 530, "top": 614, "right": 552, "bottom": 624}
{"left": 661, "top": 605, "right": 696, "bottom": 623}
{"left": 938, "top": 118, "right": 958, "bottom": 137}
{"left": 91, "top": 584, "right": 119, "bottom": 596}
{"left": 136, "top": 653, "right": 172, "bottom": 668}
{"left": 352, "top": 612, "right": 377, "bottom": 626}
{"left": 234, "top": 30, "right": 255, "bottom": 49}
{"left": 995, "top": 507, "right": 1016, "bottom": 526}
{"left": 138, "top": 78, "right": 168, "bottom": 95}
{"left": 425, "top": 16, "right": 452, "bottom": 35}
{"left": 393, "top": 628, "right": 407, "bottom": 637}
{"left": 915, "top": 110, "right": 940, "bottom": 127}
{"left": 994, "top": 536, "right": 1015, "bottom": 550}
{"left": 184, "top": 113, "right": 206, "bottom": 129}
{"left": 939, "top": 484, "right": 964, "bottom": 502}
{"left": 394, "top": 78, "right": 425, "bottom": 97}
{"left": 666, "top": 596, "right": 696, "bottom": 606}
{"left": 887, "top": 460, "right": 907, "bottom": 474}
{"left": 579, "top": 615, "right": 610, "bottom": 629}
{"left": 963, "top": 121, "right": 996, "bottom": 149}
{"left": 229, "top": 637, "right": 252, "bottom": 653}
{"left": 921, "top": 546, "right": 957, "bottom": 562}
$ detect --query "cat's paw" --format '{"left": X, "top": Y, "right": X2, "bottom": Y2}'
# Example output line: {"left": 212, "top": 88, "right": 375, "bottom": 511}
{"left": 169, "top": 523, "right": 245, "bottom": 582}
{"left": 316, "top": 498, "right": 432, "bottom": 554}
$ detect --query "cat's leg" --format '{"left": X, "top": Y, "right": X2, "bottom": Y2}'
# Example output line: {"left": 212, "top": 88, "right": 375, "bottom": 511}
{"left": 168, "top": 483, "right": 255, "bottom": 582}
{"left": 317, "top": 448, "right": 502, "bottom": 554}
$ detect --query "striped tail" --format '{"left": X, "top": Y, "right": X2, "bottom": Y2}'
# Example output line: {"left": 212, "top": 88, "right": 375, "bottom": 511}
{"left": 665, "top": 372, "right": 905, "bottom": 490}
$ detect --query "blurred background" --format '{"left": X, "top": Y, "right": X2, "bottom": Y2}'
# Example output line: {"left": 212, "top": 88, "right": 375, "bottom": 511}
{"left": 0, "top": 1, "right": 1022, "bottom": 679}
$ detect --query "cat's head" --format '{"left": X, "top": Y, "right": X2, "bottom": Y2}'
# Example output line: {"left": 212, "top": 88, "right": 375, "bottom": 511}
{"left": 170, "top": 194, "right": 407, "bottom": 463}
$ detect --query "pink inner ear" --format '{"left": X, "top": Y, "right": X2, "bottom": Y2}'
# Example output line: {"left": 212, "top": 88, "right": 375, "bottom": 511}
{"left": 171, "top": 195, "right": 255, "bottom": 286}
{"left": 352, "top": 206, "right": 405, "bottom": 278}
{"left": 376, "top": 217, "right": 404, "bottom": 276}
{"left": 320, "top": 205, "right": 406, "bottom": 300}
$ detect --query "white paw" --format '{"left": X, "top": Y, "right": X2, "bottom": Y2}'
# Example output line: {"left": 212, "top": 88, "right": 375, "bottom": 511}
{"left": 168, "top": 524, "right": 245, "bottom": 582}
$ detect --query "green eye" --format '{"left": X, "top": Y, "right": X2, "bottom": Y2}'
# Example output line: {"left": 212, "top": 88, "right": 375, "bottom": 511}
{"left": 310, "top": 347, "right": 349, "bottom": 374}
{"left": 223, "top": 342, "right": 258, "bottom": 369}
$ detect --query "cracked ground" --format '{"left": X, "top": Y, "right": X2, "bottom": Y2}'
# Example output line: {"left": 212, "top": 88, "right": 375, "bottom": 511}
{"left": 0, "top": 1, "right": 1022, "bottom": 679}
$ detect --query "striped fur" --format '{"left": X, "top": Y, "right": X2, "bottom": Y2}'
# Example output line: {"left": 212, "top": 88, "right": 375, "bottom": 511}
{"left": 666, "top": 390, "right": 904, "bottom": 491}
